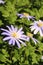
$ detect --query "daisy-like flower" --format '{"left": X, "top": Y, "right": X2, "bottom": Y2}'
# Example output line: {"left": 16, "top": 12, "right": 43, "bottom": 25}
{"left": 17, "top": 13, "right": 35, "bottom": 20}
{"left": 26, "top": 32, "right": 39, "bottom": 44}
{"left": 0, "top": 0, "right": 5, "bottom": 4}
{"left": 30, "top": 20, "right": 43, "bottom": 37}
{"left": 1, "top": 25, "right": 28, "bottom": 48}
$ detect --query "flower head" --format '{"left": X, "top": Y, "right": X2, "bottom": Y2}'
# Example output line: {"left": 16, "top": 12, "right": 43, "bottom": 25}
{"left": 26, "top": 32, "right": 39, "bottom": 44}
{"left": 0, "top": 0, "right": 5, "bottom": 4}
{"left": 1, "top": 25, "right": 27, "bottom": 48}
{"left": 17, "top": 13, "right": 35, "bottom": 20}
{"left": 30, "top": 20, "right": 43, "bottom": 36}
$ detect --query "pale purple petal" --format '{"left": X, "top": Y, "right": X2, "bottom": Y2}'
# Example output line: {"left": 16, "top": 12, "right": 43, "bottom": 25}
{"left": 20, "top": 15, "right": 24, "bottom": 18}
{"left": 9, "top": 39, "right": 12, "bottom": 45}
{"left": 12, "top": 39, "right": 15, "bottom": 45}
{"left": 11, "top": 25, "right": 15, "bottom": 31}
{"left": 16, "top": 40, "right": 21, "bottom": 48}
{"left": 20, "top": 37, "right": 28, "bottom": 41}
{"left": 14, "top": 27, "right": 18, "bottom": 32}
{"left": 39, "top": 29, "right": 43, "bottom": 36}
{"left": 6, "top": 26, "right": 12, "bottom": 32}
{"left": 1, "top": 28, "right": 10, "bottom": 33}
{"left": 1, "top": 32, "right": 10, "bottom": 36}
{"left": 32, "top": 38, "right": 37, "bottom": 44}
{"left": 34, "top": 38, "right": 39, "bottom": 43}
{"left": 19, "top": 31, "right": 24, "bottom": 34}
{"left": 26, "top": 37, "right": 30, "bottom": 41}
{"left": 17, "top": 30, "right": 24, "bottom": 35}
{"left": 34, "top": 29, "right": 39, "bottom": 34}
{"left": 3, "top": 37, "right": 11, "bottom": 41}
{"left": 19, "top": 40, "right": 26, "bottom": 46}
{"left": 17, "top": 13, "right": 24, "bottom": 18}
{"left": 30, "top": 26, "right": 36, "bottom": 31}
{"left": 41, "top": 27, "right": 43, "bottom": 31}
{"left": 17, "top": 27, "right": 23, "bottom": 32}
{"left": 27, "top": 16, "right": 35, "bottom": 20}
{"left": 17, "top": 13, "right": 22, "bottom": 16}
{"left": 21, "top": 35, "right": 27, "bottom": 38}
{"left": 29, "top": 16, "right": 35, "bottom": 19}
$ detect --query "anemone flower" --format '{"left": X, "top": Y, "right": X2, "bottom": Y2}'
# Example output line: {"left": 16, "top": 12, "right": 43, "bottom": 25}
{"left": 30, "top": 20, "right": 43, "bottom": 37}
{"left": 17, "top": 13, "right": 35, "bottom": 20}
{"left": 26, "top": 32, "right": 39, "bottom": 44}
{"left": 0, "top": 0, "right": 5, "bottom": 4}
{"left": 1, "top": 25, "right": 28, "bottom": 48}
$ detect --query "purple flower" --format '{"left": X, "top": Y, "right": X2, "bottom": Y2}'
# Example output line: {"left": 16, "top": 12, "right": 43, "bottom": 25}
{"left": 17, "top": 13, "right": 35, "bottom": 20}
{"left": 26, "top": 32, "right": 39, "bottom": 44}
{"left": 1, "top": 25, "right": 28, "bottom": 48}
{"left": 30, "top": 20, "right": 43, "bottom": 37}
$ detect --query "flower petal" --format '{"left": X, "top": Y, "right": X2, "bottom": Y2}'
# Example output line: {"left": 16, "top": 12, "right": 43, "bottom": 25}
{"left": 9, "top": 39, "right": 12, "bottom": 45}
{"left": 32, "top": 38, "right": 37, "bottom": 44}
{"left": 17, "top": 13, "right": 24, "bottom": 18}
{"left": 0, "top": 0, "right": 5, "bottom": 4}
{"left": 19, "top": 40, "right": 26, "bottom": 46}
{"left": 6, "top": 26, "right": 12, "bottom": 32}
{"left": 14, "top": 27, "right": 18, "bottom": 32}
{"left": 16, "top": 40, "right": 21, "bottom": 48}
{"left": 20, "top": 37, "right": 28, "bottom": 41}
{"left": 17, "top": 27, "right": 23, "bottom": 32}
{"left": 39, "top": 29, "right": 43, "bottom": 36}
{"left": 31, "top": 38, "right": 39, "bottom": 44}
{"left": 12, "top": 39, "right": 15, "bottom": 45}
{"left": 30, "top": 26, "right": 36, "bottom": 31}
{"left": 11, "top": 25, "right": 15, "bottom": 31}
{"left": 1, "top": 28, "right": 10, "bottom": 33}
{"left": 3, "top": 37, "right": 11, "bottom": 41}
{"left": 1, "top": 32, "right": 10, "bottom": 36}
{"left": 34, "top": 29, "right": 39, "bottom": 34}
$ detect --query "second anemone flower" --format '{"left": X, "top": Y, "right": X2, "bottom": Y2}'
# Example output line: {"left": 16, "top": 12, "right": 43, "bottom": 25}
{"left": 26, "top": 32, "right": 39, "bottom": 44}
{"left": 30, "top": 20, "right": 43, "bottom": 37}
{"left": 1, "top": 25, "right": 28, "bottom": 48}
{"left": 17, "top": 13, "right": 35, "bottom": 20}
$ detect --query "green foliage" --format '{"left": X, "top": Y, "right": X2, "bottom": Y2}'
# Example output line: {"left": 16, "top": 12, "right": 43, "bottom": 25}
{"left": 0, "top": 0, "right": 43, "bottom": 65}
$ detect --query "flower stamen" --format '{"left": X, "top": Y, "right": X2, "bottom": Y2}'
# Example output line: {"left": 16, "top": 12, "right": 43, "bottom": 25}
{"left": 27, "top": 33, "right": 33, "bottom": 37}
{"left": 38, "top": 22, "right": 43, "bottom": 27}
{"left": 11, "top": 32, "right": 19, "bottom": 38}
{"left": 23, "top": 13, "right": 29, "bottom": 17}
